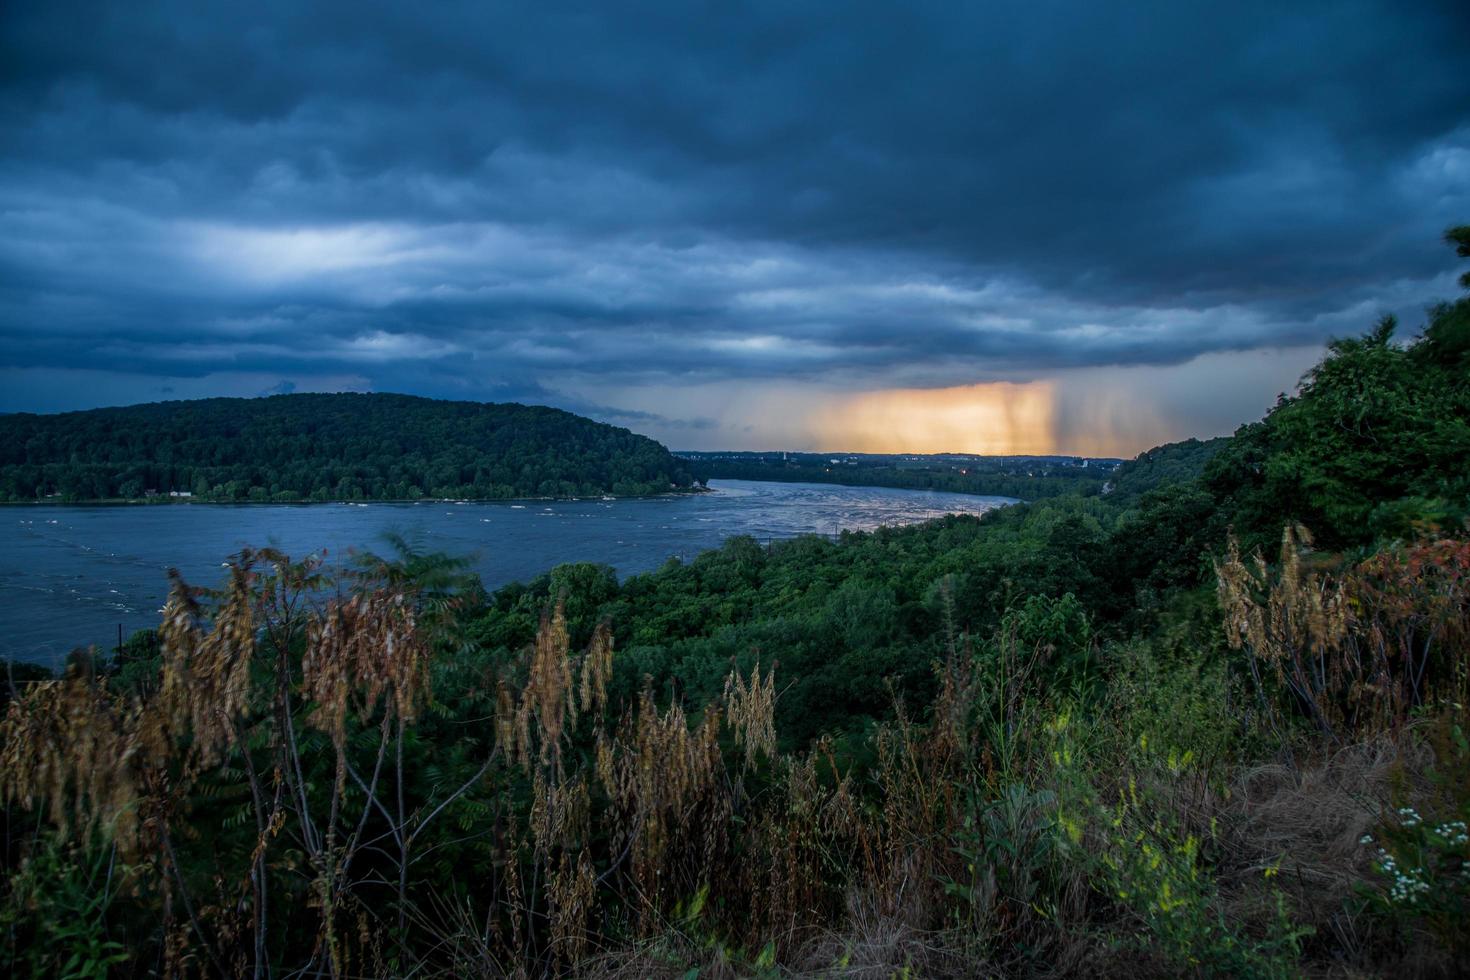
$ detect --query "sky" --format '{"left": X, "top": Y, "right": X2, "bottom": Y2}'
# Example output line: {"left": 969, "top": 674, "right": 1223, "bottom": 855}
{"left": 2, "top": 1, "right": 1467, "bottom": 457}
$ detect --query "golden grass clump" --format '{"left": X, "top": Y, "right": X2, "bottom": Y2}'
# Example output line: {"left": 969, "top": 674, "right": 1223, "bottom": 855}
{"left": 580, "top": 621, "right": 614, "bottom": 718}
{"left": 546, "top": 849, "right": 598, "bottom": 967}
{"left": 598, "top": 685, "right": 728, "bottom": 928}
{"left": 302, "top": 587, "right": 429, "bottom": 748}
{"left": 1218, "top": 526, "right": 1470, "bottom": 740}
{"left": 521, "top": 602, "right": 575, "bottom": 765}
{"left": 498, "top": 601, "right": 616, "bottom": 775}
{"left": 151, "top": 562, "right": 257, "bottom": 766}
{"left": 1217, "top": 524, "right": 1357, "bottom": 739}
{"left": 0, "top": 668, "right": 141, "bottom": 851}
{"left": 723, "top": 660, "right": 776, "bottom": 769}
{"left": 1216, "top": 524, "right": 1349, "bottom": 674}
{"left": 746, "top": 740, "right": 866, "bottom": 946}
{"left": 530, "top": 769, "right": 590, "bottom": 858}
{"left": 499, "top": 601, "right": 618, "bottom": 778}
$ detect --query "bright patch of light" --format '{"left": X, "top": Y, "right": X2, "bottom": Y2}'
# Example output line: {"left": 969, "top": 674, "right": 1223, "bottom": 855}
{"left": 186, "top": 222, "right": 427, "bottom": 282}
{"left": 811, "top": 382, "right": 1058, "bottom": 455}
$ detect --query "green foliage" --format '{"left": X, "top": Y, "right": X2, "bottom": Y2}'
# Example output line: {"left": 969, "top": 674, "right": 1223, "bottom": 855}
{"left": 945, "top": 782, "right": 1066, "bottom": 942}
{"left": 1096, "top": 801, "right": 1308, "bottom": 979}
{"left": 468, "top": 503, "right": 1119, "bottom": 746}
{"left": 1360, "top": 810, "right": 1470, "bottom": 950}
{"left": 1001, "top": 593, "right": 1092, "bottom": 691}
{"left": 0, "top": 392, "right": 696, "bottom": 502}
{"left": 104, "top": 628, "right": 163, "bottom": 697}
{"left": 1045, "top": 704, "right": 1310, "bottom": 979}
{"left": 1107, "top": 437, "right": 1228, "bottom": 503}
{"left": 1447, "top": 223, "right": 1470, "bottom": 290}
{"left": 1107, "top": 483, "right": 1223, "bottom": 601}
{"left": 1205, "top": 306, "right": 1470, "bottom": 552}
{"left": 0, "top": 838, "right": 130, "bottom": 980}
{"left": 1107, "top": 637, "right": 1243, "bottom": 773}
{"left": 1358, "top": 719, "right": 1470, "bottom": 956}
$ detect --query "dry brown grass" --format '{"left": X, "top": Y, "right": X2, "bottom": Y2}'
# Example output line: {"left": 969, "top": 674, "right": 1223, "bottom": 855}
{"left": 1219, "top": 529, "right": 1470, "bottom": 744}
{"left": 1217, "top": 731, "right": 1455, "bottom": 977}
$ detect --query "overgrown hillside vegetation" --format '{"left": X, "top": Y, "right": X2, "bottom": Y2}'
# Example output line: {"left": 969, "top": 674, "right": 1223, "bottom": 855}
{"left": 2, "top": 231, "right": 1469, "bottom": 978}
{"left": 0, "top": 393, "right": 698, "bottom": 502}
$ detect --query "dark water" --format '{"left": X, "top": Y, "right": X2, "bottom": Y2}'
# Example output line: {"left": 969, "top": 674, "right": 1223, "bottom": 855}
{"left": 0, "top": 480, "right": 1015, "bottom": 665}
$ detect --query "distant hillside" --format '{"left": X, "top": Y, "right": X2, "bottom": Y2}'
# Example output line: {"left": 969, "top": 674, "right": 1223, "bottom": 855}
{"left": 679, "top": 450, "right": 1119, "bottom": 499}
{"left": 1106, "top": 436, "right": 1229, "bottom": 502}
{"left": 0, "top": 393, "right": 697, "bottom": 502}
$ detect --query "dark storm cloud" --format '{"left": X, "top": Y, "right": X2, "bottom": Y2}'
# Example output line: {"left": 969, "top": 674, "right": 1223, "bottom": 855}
{"left": 1, "top": 0, "right": 1467, "bottom": 421}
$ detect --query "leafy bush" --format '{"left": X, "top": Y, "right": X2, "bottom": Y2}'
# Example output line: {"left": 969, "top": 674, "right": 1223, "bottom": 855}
{"left": 1358, "top": 720, "right": 1470, "bottom": 956}
{"left": 0, "top": 838, "right": 130, "bottom": 979}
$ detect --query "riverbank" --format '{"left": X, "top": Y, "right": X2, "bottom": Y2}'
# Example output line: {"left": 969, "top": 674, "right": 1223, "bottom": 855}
{"left": 0, "top": 485, "right": 714, "bottom": 507}
{"left": 1, "top": 480, "right": 1016, "bottom": 665}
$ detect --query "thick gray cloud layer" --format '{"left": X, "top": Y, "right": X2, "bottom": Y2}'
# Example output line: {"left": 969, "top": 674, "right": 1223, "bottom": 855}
{"left": 1, "top": 1, "right": 1467, "bottom": 445}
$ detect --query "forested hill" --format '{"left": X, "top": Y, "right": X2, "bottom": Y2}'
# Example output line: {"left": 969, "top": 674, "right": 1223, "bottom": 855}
{"left": 679, "top": 450, "right": 1118, "bottom": 499}
{"left": 0, "top": 393, "right": 698, "bottom": 502}
{"left": 1104, "top": 436, "right": 1229, "bottom": 502}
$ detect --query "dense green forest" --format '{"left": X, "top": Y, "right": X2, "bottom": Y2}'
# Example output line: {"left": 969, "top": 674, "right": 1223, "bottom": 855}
{"left": 682, "top": 450, "right": 1117, "bottom": 499}
{"left": 0, "top": 393, "right": 698, "bottom": 502}
{"left": 2, "top": 231, "right": 1469, "bottom": 977}
{"left": 1103, "top": 436, "right": 1228, "bottom": 502}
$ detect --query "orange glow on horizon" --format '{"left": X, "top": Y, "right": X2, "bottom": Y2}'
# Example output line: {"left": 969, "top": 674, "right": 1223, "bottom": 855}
{"left": 810, "top": 382, "right": 1059, "bottom": 455}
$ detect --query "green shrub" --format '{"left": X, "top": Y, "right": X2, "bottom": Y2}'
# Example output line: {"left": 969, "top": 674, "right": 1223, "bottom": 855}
{"left": 0, "top": 837, "right": 130, "bottom": 980}
{"left": 1359, "top": 720, "right": 1470, "bottom": 956}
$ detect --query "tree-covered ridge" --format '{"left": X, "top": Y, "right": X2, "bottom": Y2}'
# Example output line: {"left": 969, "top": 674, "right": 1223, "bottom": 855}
{"left": 1105, "top": 436, "right": 1227, "bottom": 502}
{"left": 0, "top": 393, "right": 699, "bottom": 502}
{"left": 682, "top": 450, "right": 1115, "bottom": 499}
{"left": 1204, "top": 295, "right": 1470, "bottom": 551}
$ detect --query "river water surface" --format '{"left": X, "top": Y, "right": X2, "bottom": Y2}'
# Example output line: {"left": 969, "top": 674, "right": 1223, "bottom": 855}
{"left": 0, "top": 479, "right": 1015, "bottom": 665}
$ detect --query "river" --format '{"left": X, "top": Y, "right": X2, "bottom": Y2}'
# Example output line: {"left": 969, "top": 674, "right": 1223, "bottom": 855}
{"left": 0, "top": 479, "right": 1015, "bottom": 665}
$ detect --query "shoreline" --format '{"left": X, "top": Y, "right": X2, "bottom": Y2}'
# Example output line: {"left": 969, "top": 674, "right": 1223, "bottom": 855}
{"left": 1, "top": 480, "right": 1016, "bottom": 667}
{"left": 0, "top": 480, "right": 1028, "bottom": 508}
{"left": 0, "top": 485, "right": 715, "bottom": 507}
